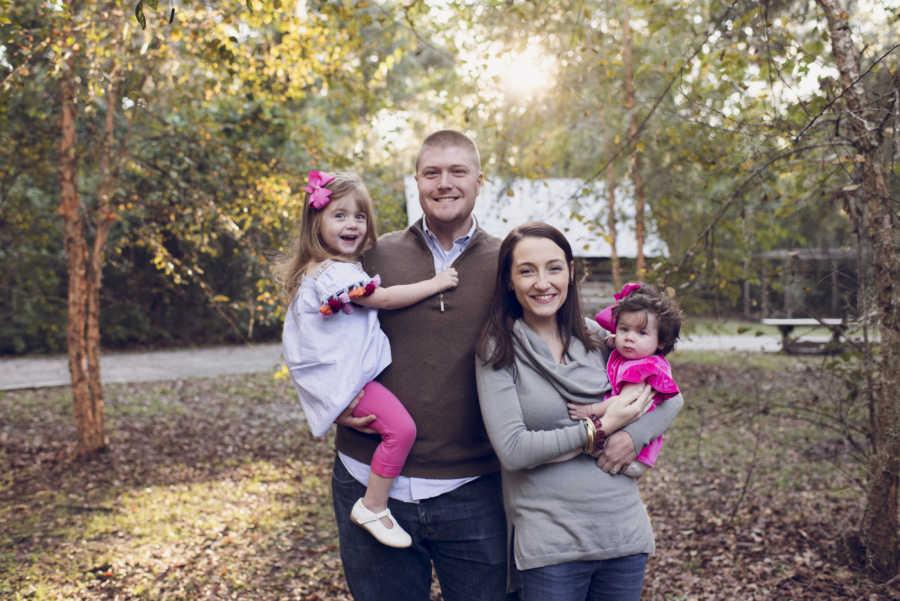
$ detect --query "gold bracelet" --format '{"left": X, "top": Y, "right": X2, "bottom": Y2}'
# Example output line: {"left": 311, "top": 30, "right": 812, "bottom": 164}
{"left": 582, "top": 418, "right": 595, "bottom": 454}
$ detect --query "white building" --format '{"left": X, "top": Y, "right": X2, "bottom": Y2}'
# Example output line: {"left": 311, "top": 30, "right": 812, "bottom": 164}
{"left": 404, "top": 176, "right": 668, "bottom": 259}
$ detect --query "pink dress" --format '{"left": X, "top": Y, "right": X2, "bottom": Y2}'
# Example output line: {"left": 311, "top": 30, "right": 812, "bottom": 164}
{"left": 595, "top": 296, "right": 679, "bottom": 467}
{"left": 605, "top": 351, "right": 679, "bottom": 467}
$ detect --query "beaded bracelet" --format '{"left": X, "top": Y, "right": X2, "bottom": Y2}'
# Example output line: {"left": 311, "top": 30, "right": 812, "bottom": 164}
{"left": 589, "top": 415, "right": 608, "bottom": 453}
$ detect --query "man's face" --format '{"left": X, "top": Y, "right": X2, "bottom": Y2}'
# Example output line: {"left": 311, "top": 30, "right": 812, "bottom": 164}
{"left": 415, "top": 145, "right": 482, "bottom": 230}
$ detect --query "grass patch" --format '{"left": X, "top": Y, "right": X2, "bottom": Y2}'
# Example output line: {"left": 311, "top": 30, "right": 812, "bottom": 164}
{"left": 672, "top": 349, "right": 823, "bottom": 370}
{"left": 683, "top": 317, "right": 781, "bottom": 337}
{"left": 1, "top": 358, "right": 895, "bottom": 600}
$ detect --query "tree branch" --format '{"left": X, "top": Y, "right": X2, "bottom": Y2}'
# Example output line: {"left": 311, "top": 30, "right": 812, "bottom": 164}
{"left": 793, "top": 43, "right": 900, "bottom": 144}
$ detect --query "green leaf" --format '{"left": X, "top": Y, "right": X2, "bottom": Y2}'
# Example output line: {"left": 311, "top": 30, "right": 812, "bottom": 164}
{"left": 135, "top": 0, "right": 146, "bottom": 30}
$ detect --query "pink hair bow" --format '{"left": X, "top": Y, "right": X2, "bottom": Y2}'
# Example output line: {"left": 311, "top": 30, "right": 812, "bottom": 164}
{"left": 305, "top": 170, "right": 335, "bottom": 210}
{"left": 595, "top": 283, "right": 642, "bottom": 331}
{"left": 614, "top": 282, "right": 642, "bottom": 301}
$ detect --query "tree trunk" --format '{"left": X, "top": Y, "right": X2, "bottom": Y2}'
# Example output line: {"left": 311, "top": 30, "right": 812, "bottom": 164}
{"left": 57, "top": 5, "right": 117, "bottom": 457}
{"left": 606, "top": 149, "right": 622, "bottom": 291}
{"left": 59, "top": 49, "right": 104, "bottom": 456}
{"left": 818, "top": 0, "right": 900, "bottom": 580}
{"left": 622, "top": 5, "right": 645, "bottom": 280}
{"left": 858, "top": 154, "right": 900, "bottom": 580}
{"left": 84, "top": 59, "right": 121, "bottom": 449}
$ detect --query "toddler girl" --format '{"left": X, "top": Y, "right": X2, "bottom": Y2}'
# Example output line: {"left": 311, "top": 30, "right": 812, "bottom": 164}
{"left": 568, "top": 283, "right": 683, "bottom": 478}
{"left": 277, "top": 171, "right": 458, "bottom": 548}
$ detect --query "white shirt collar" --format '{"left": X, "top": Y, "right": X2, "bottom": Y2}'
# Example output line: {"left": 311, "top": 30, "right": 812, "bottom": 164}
{"left": 422, "top": 215, "right": 478, "bottom": 246}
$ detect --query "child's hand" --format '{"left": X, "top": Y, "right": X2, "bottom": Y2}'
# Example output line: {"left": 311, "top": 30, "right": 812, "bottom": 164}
{"left": 433, "top": 268, "right": 459, "bottom": 291}
{"left": 567, "top": 401, "right": 606, "bottom": 421}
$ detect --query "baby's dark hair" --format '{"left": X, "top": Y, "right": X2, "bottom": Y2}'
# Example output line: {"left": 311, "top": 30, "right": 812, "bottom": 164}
{"left": 612, "top": 284, "right": 684, "bottom": 356}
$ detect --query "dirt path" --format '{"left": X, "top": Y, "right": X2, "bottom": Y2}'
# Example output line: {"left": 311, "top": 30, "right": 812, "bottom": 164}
{"left": 2, "top": 333, "right": 823, "bottom": 391}
{"left": 0, "top": 343, "right": 285, "bottom": 391}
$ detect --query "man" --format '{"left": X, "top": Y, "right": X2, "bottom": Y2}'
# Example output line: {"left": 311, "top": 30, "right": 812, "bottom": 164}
{"left": 332, "top": 130, "right": 508, "bottom": 600}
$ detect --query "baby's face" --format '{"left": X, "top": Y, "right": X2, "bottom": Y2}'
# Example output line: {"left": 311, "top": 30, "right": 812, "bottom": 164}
{"left": 614, "top": 310, "right": 661, "bottom": 360}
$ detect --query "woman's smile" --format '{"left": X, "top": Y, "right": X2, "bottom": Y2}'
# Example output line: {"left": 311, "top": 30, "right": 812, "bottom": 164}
{"left": 509, "top": 236, "right": 573, "bottom": 328}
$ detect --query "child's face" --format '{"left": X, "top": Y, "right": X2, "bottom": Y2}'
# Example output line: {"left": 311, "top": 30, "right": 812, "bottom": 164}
{"left": 615, "top": 310, "right": 661, "bottom": 360}
{"left": 318, "top": 193, "right": 369, "bottom": 258}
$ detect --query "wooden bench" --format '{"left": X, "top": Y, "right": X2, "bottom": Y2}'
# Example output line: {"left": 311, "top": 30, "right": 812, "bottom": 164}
{"left": 761, "top": 318, "right": 846, "bottom": 354}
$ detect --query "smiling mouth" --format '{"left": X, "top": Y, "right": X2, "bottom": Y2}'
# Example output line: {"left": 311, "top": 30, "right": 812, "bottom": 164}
{"left": 531, "top": 294, "right": 557, "bottom": 304}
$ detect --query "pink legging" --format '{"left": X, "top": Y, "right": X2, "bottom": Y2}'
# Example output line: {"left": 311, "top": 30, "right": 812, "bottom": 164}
{"left": 350, "top": 380, "right": 416, "bottom": 479}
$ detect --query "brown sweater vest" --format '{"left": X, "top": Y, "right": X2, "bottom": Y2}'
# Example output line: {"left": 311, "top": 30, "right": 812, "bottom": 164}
{"left": 335, "top": 221, "right": 501, "bottom": 478}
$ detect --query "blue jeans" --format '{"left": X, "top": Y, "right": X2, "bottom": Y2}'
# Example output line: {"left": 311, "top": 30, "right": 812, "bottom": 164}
{"left": 331, "top": 456, "right": 512, "bottom": 601}
{"left": 518, "top": 554, "right": 648, "bottom": 601}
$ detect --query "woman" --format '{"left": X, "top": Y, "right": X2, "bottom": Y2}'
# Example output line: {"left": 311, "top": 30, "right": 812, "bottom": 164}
{"left": 475, "top": 222, "right": 683, "bottom": 601}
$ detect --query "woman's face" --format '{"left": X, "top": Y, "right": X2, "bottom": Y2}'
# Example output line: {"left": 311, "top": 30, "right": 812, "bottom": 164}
{"left": 509, "top": 236, "right": 573, "bottom": 328}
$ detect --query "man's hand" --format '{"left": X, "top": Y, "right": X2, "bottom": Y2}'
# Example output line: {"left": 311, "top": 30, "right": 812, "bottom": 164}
{"left": 595, "top": 430, "right": 637, "bottom": 474}
{"left": 335, "top": 389, "right": 377, "bottom": 434}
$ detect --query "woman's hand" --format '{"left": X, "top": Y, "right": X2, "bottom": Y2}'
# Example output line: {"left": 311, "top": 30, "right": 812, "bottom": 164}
{"left": 595, "top": 431, "right": 637, "bottom": 474}
{"left": 334, "top": 389, "right": 377, "bottom": 434}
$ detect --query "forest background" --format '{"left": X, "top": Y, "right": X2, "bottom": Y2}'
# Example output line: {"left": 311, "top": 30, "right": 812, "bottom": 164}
{"left": 6, "top": 0, "right": 896, "bottom": 356}
{"left": 2, "top": 0, "right": 899, "bottom": 589}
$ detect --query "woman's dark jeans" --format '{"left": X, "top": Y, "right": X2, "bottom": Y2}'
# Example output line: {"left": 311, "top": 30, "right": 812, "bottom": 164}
{"left": 518, "top": 553, "right": 648, "bottom": 601}
{"left": 331, "top": 456, "right": 511, "bottom": 601}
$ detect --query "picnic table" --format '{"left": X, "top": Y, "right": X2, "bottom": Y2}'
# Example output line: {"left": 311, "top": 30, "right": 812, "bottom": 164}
{"left": 761, "top": 317, "right": 845, "bottom": 354}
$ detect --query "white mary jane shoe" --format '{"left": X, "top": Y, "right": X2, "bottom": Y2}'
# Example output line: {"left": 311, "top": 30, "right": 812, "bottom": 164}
{"left": 350, "top": 498, "right": 412, "bottom": 548}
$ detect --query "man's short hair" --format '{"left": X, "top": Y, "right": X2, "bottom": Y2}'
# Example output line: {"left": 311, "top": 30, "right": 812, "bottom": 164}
{"left": 415, "top": 130, "right": 481, "bottom": 172}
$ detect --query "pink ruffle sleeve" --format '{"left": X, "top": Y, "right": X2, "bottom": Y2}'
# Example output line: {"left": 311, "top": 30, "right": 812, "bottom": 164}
{"left": 616, "top": 354, "right": 679, "bottom": 401}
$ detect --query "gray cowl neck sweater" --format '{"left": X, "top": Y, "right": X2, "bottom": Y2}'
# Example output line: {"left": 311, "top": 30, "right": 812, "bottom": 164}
{"left": 476, "top": 319, "right": 684, "bottom": 579}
